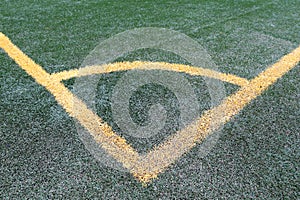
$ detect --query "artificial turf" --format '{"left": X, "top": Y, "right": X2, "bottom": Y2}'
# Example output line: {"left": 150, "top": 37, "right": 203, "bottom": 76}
{"left": 0, "top": 0, "right": 299, "bottom": 199}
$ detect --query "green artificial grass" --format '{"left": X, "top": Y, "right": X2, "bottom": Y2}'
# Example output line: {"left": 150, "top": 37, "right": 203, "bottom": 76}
{"left": 1, "top": 0, "right": 299, "bottom": 199}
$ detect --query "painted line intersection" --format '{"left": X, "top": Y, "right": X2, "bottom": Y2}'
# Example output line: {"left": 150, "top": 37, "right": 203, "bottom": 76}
{"left": 1, "top": 32, "right": 299, "bottom": 184}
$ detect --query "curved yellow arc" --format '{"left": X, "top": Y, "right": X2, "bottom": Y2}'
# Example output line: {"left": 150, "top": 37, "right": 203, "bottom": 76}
{"left": 50, "top": 61, "right": 250, "bottom": 87}
{"left": 1, "top": 32, "right": 300, "bottom": 184}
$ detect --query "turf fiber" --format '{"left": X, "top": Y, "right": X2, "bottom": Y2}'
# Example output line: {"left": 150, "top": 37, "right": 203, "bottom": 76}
{"left": 0, "top": 0, "right": 299, "bottom": 199}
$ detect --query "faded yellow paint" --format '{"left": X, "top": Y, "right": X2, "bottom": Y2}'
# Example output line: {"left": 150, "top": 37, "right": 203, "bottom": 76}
{"left": 1, "top": 32, "right": 299, "bottom": 184}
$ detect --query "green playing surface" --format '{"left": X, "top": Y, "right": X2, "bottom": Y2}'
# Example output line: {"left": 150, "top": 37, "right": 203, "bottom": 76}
{"left": 0, "top": 1, "right": 299, "bottom": 199}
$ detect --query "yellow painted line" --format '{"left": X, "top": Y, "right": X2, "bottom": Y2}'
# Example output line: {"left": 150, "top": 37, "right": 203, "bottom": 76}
{"left": 0, "top": 32, "right": 139, "bottom": 170}
{"left": 50, "top": 61, "right": 250, "bottom": 87}
{"left": 0, "top": 33, "right": 51, "bottom": 86}
{"left": 132, "top": 45, "right": 300, "bottom": 182}
{"left": 1, "top": 32, "right": 299, "bottom": 184}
